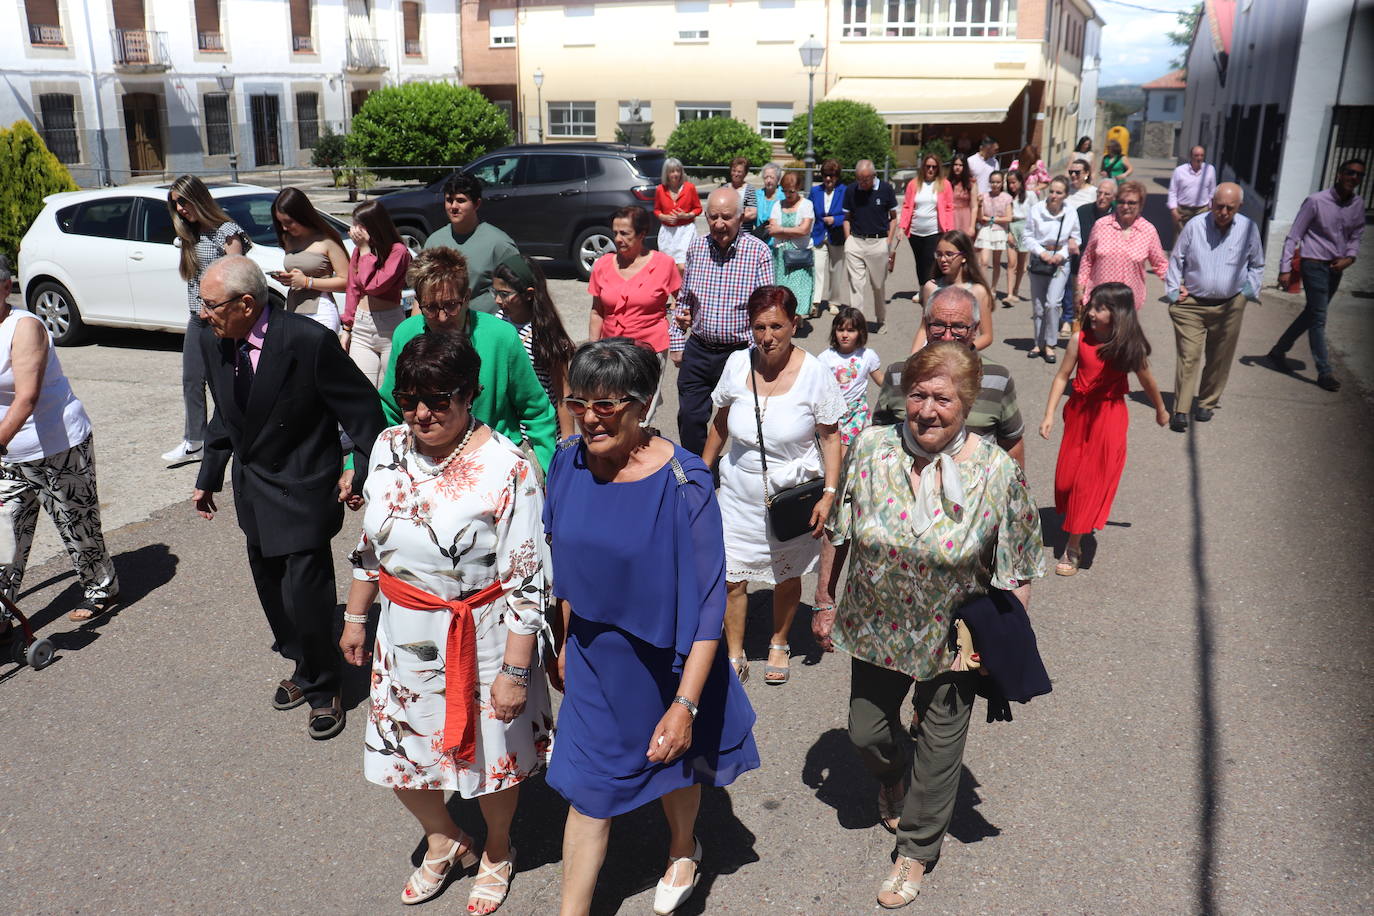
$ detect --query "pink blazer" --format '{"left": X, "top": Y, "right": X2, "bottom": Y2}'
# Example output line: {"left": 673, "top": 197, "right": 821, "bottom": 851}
{"left": 900, "top": 180, "right": 955, "bottom": 236}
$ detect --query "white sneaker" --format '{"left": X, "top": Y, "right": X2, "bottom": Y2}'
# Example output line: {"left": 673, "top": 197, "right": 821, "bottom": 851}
{"left": 1059, "top": 322, "right": 1072, "bottom": 337}
{"left": 162, "top": 440, "right": 204, "bottom": 465}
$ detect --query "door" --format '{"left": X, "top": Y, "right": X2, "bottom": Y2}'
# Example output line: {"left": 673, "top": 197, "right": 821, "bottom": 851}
{"left": 127, "top": 198, "right": 190, "bottom": 330}
{"left": 511, "top": 154, "right": 587, "bottom": 254}
{"left": 463, "top": 153, "right": 523, "bottom": 240}
{"left": 122, "top": 93, "right": 164, "bottom": 174}
{"left": 250, "top": 94, "right": 281, "bottom": 167}
{"left": 63, "top": 197, "right": 137, "bottom": 321}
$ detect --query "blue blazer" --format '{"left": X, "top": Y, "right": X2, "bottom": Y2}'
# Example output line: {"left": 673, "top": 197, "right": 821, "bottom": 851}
{"left": 809, "top": 183, "right": 847, "bottom": 246}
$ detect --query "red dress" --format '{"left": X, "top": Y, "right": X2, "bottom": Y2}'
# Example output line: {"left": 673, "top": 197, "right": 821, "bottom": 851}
{"left": 1054, "top": 329, "right": 1130, "bottom": 535}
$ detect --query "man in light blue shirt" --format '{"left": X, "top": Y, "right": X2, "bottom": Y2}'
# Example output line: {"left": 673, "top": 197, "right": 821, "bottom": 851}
{"left": 1164, "top": 182, "right": 1265, "bottom": 431}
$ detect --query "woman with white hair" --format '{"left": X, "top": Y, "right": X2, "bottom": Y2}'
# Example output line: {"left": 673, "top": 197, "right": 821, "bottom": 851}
{"left": 654, "top": 158, "right": 702, "bottom": 271}
{"left": 755, "top": 162, "right": 784, "bottom": 245}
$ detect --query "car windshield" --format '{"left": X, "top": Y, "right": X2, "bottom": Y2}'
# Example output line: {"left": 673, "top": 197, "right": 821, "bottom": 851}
{"left": 217, "top": 193, "right": 349, "bottom": 248}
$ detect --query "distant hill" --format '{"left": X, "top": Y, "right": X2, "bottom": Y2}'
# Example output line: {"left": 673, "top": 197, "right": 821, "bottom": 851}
{"left": 1099, "top": 85, "right": 1146, "bottom": 108}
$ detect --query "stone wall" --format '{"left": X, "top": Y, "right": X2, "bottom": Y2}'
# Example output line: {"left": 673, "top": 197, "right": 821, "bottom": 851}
{"left": 1141, "top": 121, "right": 1179, "bottom": 159}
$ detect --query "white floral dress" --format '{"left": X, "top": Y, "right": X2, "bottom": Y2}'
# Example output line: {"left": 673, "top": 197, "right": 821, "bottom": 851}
{"left": 352, "top": 426, "right": 553, "bottom": 796}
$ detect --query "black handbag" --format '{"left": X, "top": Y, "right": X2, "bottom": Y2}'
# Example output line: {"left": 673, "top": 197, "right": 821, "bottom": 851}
{"left": 749, "top": 350, "right": 825, "bottom": 541}
{"left": 826, "top": 224, "right": 846, "bottom": 246}
{"left": 1027, "top": 213, "right": 1064, "bottom": 277}
{"left": 782, "top": 244, "right": 814, "bottom": 271}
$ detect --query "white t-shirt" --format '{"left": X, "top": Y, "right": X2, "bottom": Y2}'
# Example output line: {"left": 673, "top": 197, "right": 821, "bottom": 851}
{"left": 819, "top": 346, "right": 882, "bottom": 406}
{"left": 969, "top": 153, "right": 995, "bottom": 194}
{"left": 911, "top": 183, "right": 939, "bottom": 236}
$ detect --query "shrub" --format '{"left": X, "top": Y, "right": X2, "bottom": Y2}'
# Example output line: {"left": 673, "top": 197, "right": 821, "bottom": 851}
{"left": 347, "top": 82, "right": 513, "bottom": 182}
{"left": 0, "top": 120, "right": 78, "bottom": 262}
{"left": 920, "top": 138, "right": 953, "bottom": 168}
{"left": 614, "top": 125, "right": 655, "bottom": 147}
{"left": 311, "top": 123, "right": 348, "bottom": 179}
{"left": 664, "top": 118, "right": 770, "bottom": 170}
{"left": 783, "top": 100, "right": 893, "bottom": 170}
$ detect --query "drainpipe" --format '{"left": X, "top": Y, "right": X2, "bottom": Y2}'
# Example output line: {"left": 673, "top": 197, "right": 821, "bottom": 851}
{"left": 80, "top": 0, "right": 112, "bottom": 185}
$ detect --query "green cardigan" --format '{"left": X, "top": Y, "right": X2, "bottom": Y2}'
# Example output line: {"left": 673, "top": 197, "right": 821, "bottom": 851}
{"left": 377, "top": 312, "right": 557, "bottom": 471}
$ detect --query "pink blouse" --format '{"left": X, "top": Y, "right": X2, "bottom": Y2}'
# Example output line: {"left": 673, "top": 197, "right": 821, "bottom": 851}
{"left": 589, "top": 249, "right": 681, "bottom": 352}
{"left": 1010, "top": 158, "right": 1051, "bottom": 190}
{"left": 1078, "top": 216, "right": 1168, "bottom": 308}
{"left": 344, "top": 242, "right": 411, "bottom": 325}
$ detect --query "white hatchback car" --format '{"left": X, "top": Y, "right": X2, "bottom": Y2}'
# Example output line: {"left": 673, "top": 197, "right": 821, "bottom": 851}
{"left": 18, "top": 182, "right": 351, "bottom": 345}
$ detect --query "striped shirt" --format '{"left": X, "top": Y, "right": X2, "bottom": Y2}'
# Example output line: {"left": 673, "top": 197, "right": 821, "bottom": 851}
{"left": 873, "top": 355, "right": 1024, "bottom": 443}
{"left": 670, "top": 232, "right": 774, "bottom": 353}
{"left": 506, "top": 317, "right": 555, "bottom": 406}
{"left": 1165, "top": 212, "right": 1265, "bottom": 302}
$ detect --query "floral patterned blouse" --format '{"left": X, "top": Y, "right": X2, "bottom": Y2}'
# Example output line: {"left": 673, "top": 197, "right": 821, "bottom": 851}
{"left": 826, "top": 426, "right": 1045, "bottom": 680}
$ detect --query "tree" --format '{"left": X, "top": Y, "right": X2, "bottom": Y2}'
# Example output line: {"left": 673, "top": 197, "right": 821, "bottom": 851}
{"left": 664, "top": 118, "right": 770, "bottom": 169}
{"left": 0, "top": 120, "right": 78, "bottom": 262}
{"left": 783, "top": 100, "right": 892, "bottom": 170}
{"left": 347, "top": 82, "right": 513, "bottom": 182}
{"left": 1167, "top": 2, "right": 1203, "bottom": 70}
{"left": 311, "top": 123, "right": 348, "bottom": 182}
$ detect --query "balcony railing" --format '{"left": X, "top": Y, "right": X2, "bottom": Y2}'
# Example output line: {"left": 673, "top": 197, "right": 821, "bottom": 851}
{"left": 112, "top": 29, "right": 171, "bottom": 70}
{"left": 29, "top": 24, "right": 65, "bottom": 46}
{"left": 404, "top": 38, "right": 422, "bottom": 56}
{"left": 293, "top": 34, "right": 314, "bottom": 53}
{"left": 198, "top": 31, "right": 224, "bottom": 51}
{"left": 346, "top": 38, "right": 387, "bottom": 72}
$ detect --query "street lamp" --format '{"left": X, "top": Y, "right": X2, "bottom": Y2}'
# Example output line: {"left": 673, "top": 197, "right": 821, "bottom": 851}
{"left": 533, "top": 68, "right": 544, "bottom": 143}
{"left": 216, "top": 65, "right": 239, "bottom": 181}
{"left": 799, "top": 35, "right": 825, "bottom": 189}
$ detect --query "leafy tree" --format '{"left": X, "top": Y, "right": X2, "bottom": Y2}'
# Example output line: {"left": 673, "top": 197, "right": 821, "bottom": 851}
{"left": 311, "top": 123, "right": 348, "bottom": 181}
{"left": 921, "top": 138, "right": 953, "bottom": 168}
{"left": 664, "top": 118, "right": 770, "bottom": 169}
{"left": 347, "top": 82, "right": 513, "bottom": 182}
{"left": 1167, "top": 2, "right": 1203, "bottom": 69}
{"left": 783, "top": 100, "right": 892, "bottom": 170}
{"left": 0, "top": 120, "right": 77, "bottom": 261}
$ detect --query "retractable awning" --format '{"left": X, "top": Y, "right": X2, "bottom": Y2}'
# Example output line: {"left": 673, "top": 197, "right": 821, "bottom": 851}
{"left": 824, "top": 78, "right": 1029, "bottom": 124}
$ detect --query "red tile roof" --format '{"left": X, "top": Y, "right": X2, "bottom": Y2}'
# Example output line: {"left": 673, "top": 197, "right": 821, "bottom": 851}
{"left": 1142, "top": 68, "right": 1187, "bottom": 90}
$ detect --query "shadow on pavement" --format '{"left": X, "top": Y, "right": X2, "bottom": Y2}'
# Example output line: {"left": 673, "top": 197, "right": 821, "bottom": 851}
{"left": 739, "top": 589, "right": 826, "bottom": 668}
{"left": 947, "top": 765, "right": 1001, "bottom": 844}
{"left": 66, "top": 328, "right": 185, "bottom": 353}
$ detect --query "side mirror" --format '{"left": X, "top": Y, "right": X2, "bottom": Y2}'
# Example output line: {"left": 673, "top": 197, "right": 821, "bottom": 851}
{"left": 172, "top": 237, "right": 183, "bottom": 248}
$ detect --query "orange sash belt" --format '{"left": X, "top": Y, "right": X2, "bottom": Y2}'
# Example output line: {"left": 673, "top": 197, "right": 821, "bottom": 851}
{"left": 378, "top": 570, "right": 504, "bottom": 766}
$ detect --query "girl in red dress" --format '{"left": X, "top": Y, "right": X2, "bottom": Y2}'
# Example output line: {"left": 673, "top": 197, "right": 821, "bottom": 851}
{"left": 1038, "top": 282, "right": 1169, "bottom": 575}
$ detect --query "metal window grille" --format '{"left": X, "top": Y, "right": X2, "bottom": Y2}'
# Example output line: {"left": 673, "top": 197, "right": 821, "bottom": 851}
{"left": 1327, "top": 106, "right": 1374, "bottom": 216}
{"left": 205, "top": 93, "right": 233, "bottom": 156}
{"left": 296, "top": 92, "right": 320, "bottom": 149}
{"left": 38, "top": 93, "right": 79, "bottom": 163}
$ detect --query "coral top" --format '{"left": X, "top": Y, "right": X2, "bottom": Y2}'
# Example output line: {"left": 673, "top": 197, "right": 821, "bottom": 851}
{"left": 654, "top": 182, "right": 702, "bottom": 227}
{"left": 344, "top": 242, "right": 411, "bottom": 325}
{"left": 589, "top": 249, "right": 681, "bottom": 352}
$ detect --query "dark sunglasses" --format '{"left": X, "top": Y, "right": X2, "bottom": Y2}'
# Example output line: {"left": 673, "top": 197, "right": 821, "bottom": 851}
{"left": 394, "top": 387, "right": 465, "bottom": 413}
{"left": 564, "top": 396, "right": 636, "bottom": 417}
{"left": 1341, "top": 168, "right": 1365, "bottom": 178}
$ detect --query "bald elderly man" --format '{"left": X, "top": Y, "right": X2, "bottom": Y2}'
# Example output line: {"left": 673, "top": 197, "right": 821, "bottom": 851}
{"left": 1164, "top": 182, "right": 1265, "bottom": 431}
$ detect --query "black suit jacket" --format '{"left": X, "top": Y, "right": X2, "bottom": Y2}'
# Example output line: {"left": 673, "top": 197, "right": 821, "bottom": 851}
{"left": 195, "top": 307, "right": 385, "bottom": 557}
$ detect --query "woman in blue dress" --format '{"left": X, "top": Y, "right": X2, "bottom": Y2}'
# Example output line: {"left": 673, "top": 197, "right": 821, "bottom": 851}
{"left": 544, "top": 338, "right": 759, "bottom": 916}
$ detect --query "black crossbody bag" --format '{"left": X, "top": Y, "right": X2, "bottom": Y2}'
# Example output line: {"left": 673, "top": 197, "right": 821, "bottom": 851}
{"left": 749, "top": 350, "right": 825, "bottom": 541}
{"left": 1027, "top": 213, "right": 1064, "bottom": 277}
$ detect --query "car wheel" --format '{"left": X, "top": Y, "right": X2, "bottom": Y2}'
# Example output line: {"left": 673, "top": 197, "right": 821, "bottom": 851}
{"left": 572, "top": 226, "right": 615, "bottom": 280}
{"left": 397, "top": 225, "right": 426, "bottom": 256}
{"left": 28, "top": 280, "right": 88, "bottom": 345}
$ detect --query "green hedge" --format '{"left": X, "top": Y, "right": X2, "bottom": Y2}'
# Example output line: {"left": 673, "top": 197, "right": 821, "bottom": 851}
{"left": 664, "top": 118, "right": 771, "bottom": 170}
{"left": 347, "top": 83, "right": 513, "bottom": 182}
{"left": 783, "top": 100, "right": 892, "bottom": 170}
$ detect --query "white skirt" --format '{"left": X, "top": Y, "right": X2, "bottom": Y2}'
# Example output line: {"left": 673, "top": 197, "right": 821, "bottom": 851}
{"left": 976, "top": 224, "right": 1009, "bottom": 251}
{"left": 658, "top": 223, "right": 697, "bottom": 264}
{"left": 717, "top": 442, "right": 821, "bottom": 585}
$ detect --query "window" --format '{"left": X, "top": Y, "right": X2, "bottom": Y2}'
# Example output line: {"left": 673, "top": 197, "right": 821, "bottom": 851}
{"left": 524, "top": 154, "right": 586, "bottom": 184}
{"left": 842, "top": 0, "right": 868, "bottom": 37}
{"left": 1162, "top": 94, "right": 1178, "bottom": 114}
{"left": 618, "top": 100, "right": 652, "bottom": 123}
{"left": 135, "top": 200, "right": 176, "bottom": 244}
{"left": 290, "top": 0, "right": 313, "bottom": 51}
{"left": 25, "top": 0, "right": 64, "bottom": 45}
{"left": 677, "top": 103, "right": 730, "bottom": 123}
{"left": 845, "top": 0, "right": 1017, "bottom": 39}
{"left": 548, "top": 101, "right": 596, "bottom": 137}
{"left": 757, "top": 103, "right": 793, "bottom": 142}
{"left": 563, "top": 4, "right": 594, "bottom": 45}
{"left": 490, "top": 8, "right": 515, "bottom": 47}
{"left": 402, "top": 1, "right": 421, "bottom": 55}
{"left": 195, "top": 0, "right": 223, "bottom": 50}
{"left": 893, "top": 123, "right": 920, "bottom": 146}
{"left": 676, "top": 0, "right": 708, "bottom": 40}
{"left": 296, "top": 91, "right": 320, "bottom": 148}
{"left": 70, "top": 199, "right": 135, "bottom": 240}
{"left": 468, "top": 155, "right": 520, "bottom": 188}
{"left": 38, "top": 93, "right": 80, "bottom": 164}
{"left": 204, "top": 92, "right": 233, "bottom": 155}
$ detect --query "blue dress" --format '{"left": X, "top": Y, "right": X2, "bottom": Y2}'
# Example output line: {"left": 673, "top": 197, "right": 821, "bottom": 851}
{"left": 543, "top": 438, "right": 760, "bottom": 818}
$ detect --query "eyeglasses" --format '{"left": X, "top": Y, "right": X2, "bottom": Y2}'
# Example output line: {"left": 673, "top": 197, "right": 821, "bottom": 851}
{"left": 934, "top": 250, "right": 962, "bottom": 260}
{"left": 417, "top": 299, "right": 466, "bottom": 316}
{"left": 564, "top": 396, "right": 636, "bottom": 417}
{"left": 927, "top": 321, "right": 973, "bottom": 339}
{"left": 1341, "top": 168, "right": 1366, "bottom": 179}
{"left": 199, "top": 292, "right": 246, "bottom": 312}
{"left": 1116, "top": 198, "right": 1141, "bottom": 207}
{"left": 492, "top": 288, "right": 519, "bottom": 302}
{"left": 394, "top": 387, "right": 465, "bottom": 413}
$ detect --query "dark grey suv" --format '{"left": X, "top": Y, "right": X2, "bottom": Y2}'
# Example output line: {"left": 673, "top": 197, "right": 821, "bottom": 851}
{"left": 378, "top": 143, "right": 664, "bottom": 280}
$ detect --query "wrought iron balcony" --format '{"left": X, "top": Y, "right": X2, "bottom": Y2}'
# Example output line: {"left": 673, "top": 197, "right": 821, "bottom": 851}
{"left": 112, "top": 29, "right": 171, "bottom": 71}
{"left": 346, "top": 38, "right": 387, "bottom": 72}
{"left": 405, "top": 39, "right": 422, "bottom": 56}
{"left": 293, "top": 34, "right": 314, "bottom": 52}
{"left": 29, "top": 24, "right": 65, "bottom": 46}
{"left": 198, "top": 31, "right": 224, "bottom": 52}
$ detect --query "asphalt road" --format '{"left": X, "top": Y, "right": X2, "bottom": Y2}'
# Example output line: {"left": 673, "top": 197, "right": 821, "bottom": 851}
{"left": 2, "top": 161, "right": 1372, "bottom": 914}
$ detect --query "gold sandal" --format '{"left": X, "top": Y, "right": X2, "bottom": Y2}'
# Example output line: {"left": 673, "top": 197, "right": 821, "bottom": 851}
{"left": 877, "top": 856, "right": 925, "bottom": 909}
{"left": 1055, "top": 550, "right": 1081, "bottom": 577}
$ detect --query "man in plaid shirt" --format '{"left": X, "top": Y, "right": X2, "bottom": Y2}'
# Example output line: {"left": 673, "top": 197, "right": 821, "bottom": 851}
{"left": 672, "top": 187, "right": 775, "bottom": 454}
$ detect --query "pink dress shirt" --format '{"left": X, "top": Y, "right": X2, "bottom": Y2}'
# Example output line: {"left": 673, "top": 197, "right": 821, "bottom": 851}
{"left": 1078, "top": 216, "right": 1168, "bottom": 308}
{"left": 343, "top": 242, "right": 411, "bottom": 326}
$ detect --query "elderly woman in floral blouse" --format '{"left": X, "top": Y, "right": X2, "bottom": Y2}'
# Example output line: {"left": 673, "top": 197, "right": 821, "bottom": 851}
{"left": 814, "top": 341, "right": 1044, "bottom": 909}
{"left": 340, "top": 331, "right": 552, "bottom": 914}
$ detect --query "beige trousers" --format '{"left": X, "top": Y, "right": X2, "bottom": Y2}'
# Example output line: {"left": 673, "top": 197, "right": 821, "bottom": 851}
{"left": 845, "top": 235, "right": 890, "bottom": 323}
{"left": 813, "top": 241, "right": 849, "bottom": 307}
{"left": 349, "top": 305, "right": 407, "bottom": 389}
{"left": 1169, "top": 293, "right": 1247, "bottom": 413}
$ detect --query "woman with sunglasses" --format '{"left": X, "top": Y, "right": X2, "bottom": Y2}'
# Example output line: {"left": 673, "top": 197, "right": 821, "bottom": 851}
{"left": 341, "top": 330, "right": 552, "bottom": 913}
{"left": 162, "top": 174, "right": 252, "bottom": 466}
{"left": 377, "top": 248, "right": 558, "bottom": 471}
{"left": 898, "top": 152, "right": 955, "bottom": 288}
{"left": 543, "top": 338, "right": 758, "bottom": 916}
{"left": 492, "top": 254, "right": 576, "bottom": 438}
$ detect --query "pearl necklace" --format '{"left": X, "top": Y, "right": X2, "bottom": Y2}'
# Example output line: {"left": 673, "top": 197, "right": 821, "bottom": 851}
{"left": 411, "top": 417, "right": 478, "bottom": 478}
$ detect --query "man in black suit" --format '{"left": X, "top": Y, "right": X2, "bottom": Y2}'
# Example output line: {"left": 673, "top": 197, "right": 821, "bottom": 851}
{"left": 191, "top": 256, "right": 384, "bottom": 740}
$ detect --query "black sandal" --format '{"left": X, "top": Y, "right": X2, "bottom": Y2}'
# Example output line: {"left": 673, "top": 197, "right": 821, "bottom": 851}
{"left": 308, "top": 697, "right": 346, "bottom": 740}
{"left": 68, "top": 598, "right": 117, "bottom": 623}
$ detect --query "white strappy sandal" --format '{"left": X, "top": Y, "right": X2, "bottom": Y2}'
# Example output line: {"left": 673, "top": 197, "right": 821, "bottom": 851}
{"left": 877, "top": 855, "right": 926, "bottom": 909}
{"left": 400, "top": 834, "right": 478, "bottom": 905}
{"left": 652, "top": 837, "right": 702, "bottom": 915}
{"left": 467, "top": 847, "right": 516, "bottom": 914}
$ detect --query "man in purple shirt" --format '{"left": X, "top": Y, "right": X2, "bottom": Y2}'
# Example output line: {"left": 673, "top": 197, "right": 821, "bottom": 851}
{"left": 1168, "top": 146, "right": 1217, "bottom": 239}
{"left": 1266, "top": 158, "right": 1367, "bottom": 391}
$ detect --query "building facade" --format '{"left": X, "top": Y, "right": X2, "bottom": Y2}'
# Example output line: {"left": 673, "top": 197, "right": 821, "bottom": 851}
{"left": 2, "top": 0, "right": 463, "bottom": 186}
{"left": 1180, "top": 0, "right": 1373, "bottom": 274}
{"left": 513, "top": 0, "right": 1098, "bottom": 168}
{"left": 1138, "top": 68, "right": 1185, "bottom": 158}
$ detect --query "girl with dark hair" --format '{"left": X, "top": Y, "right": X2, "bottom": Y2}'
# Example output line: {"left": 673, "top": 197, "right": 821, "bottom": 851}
{"left": 492, "top": 254, "right": 577, "bottom": 438}
{"left": 1005, "top": 169, "right": 1037, "bottom": 302}
{"left": 819, "top": 306, "right": 884, "bottom": 449}
{"left": 270, "top": 187, "right": 348, "bottom": 332}
{"left": 162, "top": 174, "right": 251, "bottom": 466}
{"left": 702, "top": 285, "right": 845, "bottom": 687}
{"left": 344, "top": 199, "right": 412, "bottom": 386}
{"left": 947, "top": 153, "right": 978, "bottom": 236}
{"left": 1038, "top": 282, "right": 1168, "bottom": 576}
